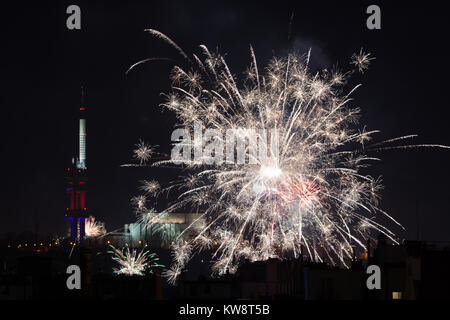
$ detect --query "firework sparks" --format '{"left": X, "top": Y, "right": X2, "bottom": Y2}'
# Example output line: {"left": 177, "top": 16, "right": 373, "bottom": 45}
{"left": 85, "top": 216, "right": 107, "bottom": 238}
{"left": 128, "top": 30, "right": 449, "bottom": 283}
{"left": 133, "top": 140, "right": 155, "bottom": 165}
{"left": 351, "top": 48, "right": 375, "bottom": 73}
{"left": 139, "top": 180, "right": 160, "bottom": 196}
{"left": 108, "top": 244, "right": 164, "bottom": 276}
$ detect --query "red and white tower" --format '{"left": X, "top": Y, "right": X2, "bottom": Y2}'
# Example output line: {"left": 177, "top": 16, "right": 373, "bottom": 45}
{"left": 65, "top": 87, "right": 88, "bottom": 242}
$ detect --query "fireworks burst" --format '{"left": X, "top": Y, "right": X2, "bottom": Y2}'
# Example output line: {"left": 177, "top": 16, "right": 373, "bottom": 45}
{"left": 139, "top": 180, "right": 160, "bottom": 196}
{"left": 127, "top": 30, "right": 449, "bottom": 283}
{"left": 85, "top": 216, "right": 107, "bottom": 238}
{"left": 351, "top": 48, "right": 375, "bottom": 74}
{"left": 108, "top": 244, "right": 164, "bottom": 276}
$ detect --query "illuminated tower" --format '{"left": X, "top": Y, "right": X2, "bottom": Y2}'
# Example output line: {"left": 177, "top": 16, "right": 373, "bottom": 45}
{"left": 65, "top": 87, "right": 88, "bottom": 242}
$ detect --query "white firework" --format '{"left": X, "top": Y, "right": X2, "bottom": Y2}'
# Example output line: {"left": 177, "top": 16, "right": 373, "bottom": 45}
{"left": 85, "top": 216, "right": 106, "bottom": 238}
{"left": 131, "top": 195, "right": 147, "bottom": 212}
{"left": 139, "top": 180, "right": 160, "bottom": 196}
{"left": 350, "top": 48, "right": 375, "bottom": 74}
{"left": 133, "top": 140, "right": 154, "bottom": 165}
{"left": 127, "top": 30, "right": 449, "bottom": 282}
{"left": 108, "top": 244, "right": 163, "bottom": 276}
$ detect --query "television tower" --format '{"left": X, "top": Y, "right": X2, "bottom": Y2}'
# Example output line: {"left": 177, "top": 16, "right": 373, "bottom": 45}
{"left": 65, "top": 86, "right": 88, "bottom": 242}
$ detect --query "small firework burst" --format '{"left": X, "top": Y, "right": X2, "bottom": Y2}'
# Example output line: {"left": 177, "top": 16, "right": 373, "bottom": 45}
{"left": 351, "top": 48, "right": 375, "bottom": 73}
{"left": 133, "top": 140, "right": 154, "bottom": 165}
{"left": 108, "top": 244, "right": 164, "bottom": 276}
{"left": 85, "top": 216, "right": 107, "bottom": 238}
{"left": 162, "top": 267, "right": 181, "bottom": 285}
{"left": 126, "top": 30, "right": 449, "bottom": 283}
{"left": 131, "top": 195, "right": 147, "bottom": 212}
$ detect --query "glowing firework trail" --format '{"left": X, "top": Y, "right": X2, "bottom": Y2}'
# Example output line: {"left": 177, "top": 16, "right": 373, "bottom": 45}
{"left": 85, "top": 216, "right": 107, "bottom": 238}
{"left": 108, "top": 244, "right": 164, "bottom": 276}
{"left": 127, "top": 30, "right": 449, "bottom": 283}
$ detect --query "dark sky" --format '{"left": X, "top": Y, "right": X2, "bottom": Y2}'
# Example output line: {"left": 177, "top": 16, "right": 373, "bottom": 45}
{"left": 1, "top": 0, "right": 450, "bottom": 242}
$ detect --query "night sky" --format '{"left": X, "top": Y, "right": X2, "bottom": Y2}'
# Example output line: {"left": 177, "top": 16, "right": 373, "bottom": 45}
{"left": 1, "top": 1, "right": 450, "bottom": 242}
